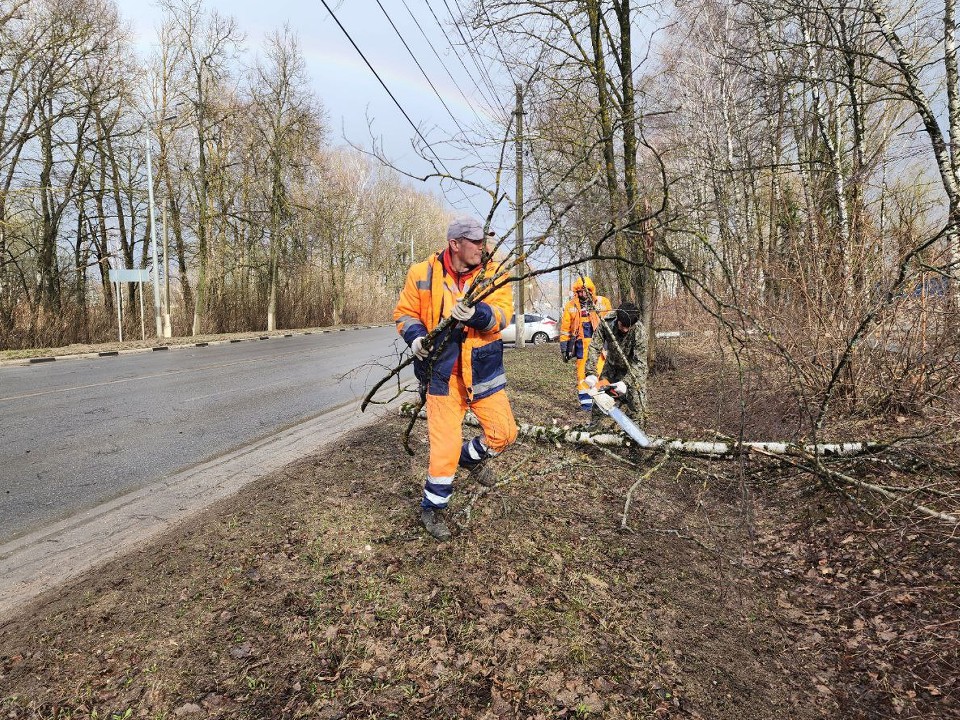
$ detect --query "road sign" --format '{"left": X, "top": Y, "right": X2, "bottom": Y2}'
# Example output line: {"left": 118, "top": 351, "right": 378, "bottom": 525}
{"left": 109, "top": 268, "right": 151, "bottom": 283}
{"left": 108, "top": 268, "right": 150, "bottom": 341}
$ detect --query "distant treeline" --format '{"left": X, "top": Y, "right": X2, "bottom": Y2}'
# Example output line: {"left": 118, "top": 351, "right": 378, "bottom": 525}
{"left": 0, "top": 0, "right": 449, "bottom": 349}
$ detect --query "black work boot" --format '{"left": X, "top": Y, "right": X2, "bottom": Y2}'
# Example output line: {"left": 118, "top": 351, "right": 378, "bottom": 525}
{"left": 420, "top": 508, "right": 451, "bottom": 541}
{"left": 468, "top": 461, "right": 497, "bottom": 487}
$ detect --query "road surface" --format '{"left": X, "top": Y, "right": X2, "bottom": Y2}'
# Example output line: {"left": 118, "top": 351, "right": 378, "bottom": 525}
{"left": 0, "top": 327, "right": 403, "bottom": 544}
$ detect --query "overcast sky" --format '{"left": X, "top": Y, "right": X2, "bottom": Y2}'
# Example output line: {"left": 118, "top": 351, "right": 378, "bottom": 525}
{"left": 114, "top": 0, "right": 566, "bottom": 310}
{"left": 116, "top": 0, "right": 513, "bottom": 220}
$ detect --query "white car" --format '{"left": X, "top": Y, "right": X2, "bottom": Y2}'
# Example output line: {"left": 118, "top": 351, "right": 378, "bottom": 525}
{"left": 501, "top": 314, "right": 559, "bottom": 345}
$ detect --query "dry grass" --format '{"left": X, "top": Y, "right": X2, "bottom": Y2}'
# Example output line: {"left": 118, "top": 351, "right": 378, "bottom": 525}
{"left": 0, "top": 340, "right": 956, "bottom": 719}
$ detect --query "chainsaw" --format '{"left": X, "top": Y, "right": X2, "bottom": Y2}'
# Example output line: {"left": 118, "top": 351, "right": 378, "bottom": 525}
{"left": 583, "top": 378, "right": 652, "bottom": 448}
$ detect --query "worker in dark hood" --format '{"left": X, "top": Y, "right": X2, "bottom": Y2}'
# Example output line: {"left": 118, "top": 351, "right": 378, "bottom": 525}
{"left": 583, "top": 301, "right": 645, "bottom": 421}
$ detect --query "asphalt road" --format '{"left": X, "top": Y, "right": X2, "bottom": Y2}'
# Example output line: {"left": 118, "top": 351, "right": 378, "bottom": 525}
{"left": 0, "top": 326, "right": 404, "bottom": 544}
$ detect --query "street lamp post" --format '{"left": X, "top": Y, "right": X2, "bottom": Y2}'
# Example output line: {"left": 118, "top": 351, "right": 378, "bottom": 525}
{"left": 162, "top": 202, "right": 172, "bottom": 337}
{"left": 145, "top": 124, "right": 163, "bottom": 338}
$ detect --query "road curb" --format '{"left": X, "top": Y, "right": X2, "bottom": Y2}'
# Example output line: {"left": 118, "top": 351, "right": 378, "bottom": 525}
{"left": 0, "top": 400, "right": 394, "bottom": 621}
{"left": 0, "top": 324, "right": 393, "bottom": 368}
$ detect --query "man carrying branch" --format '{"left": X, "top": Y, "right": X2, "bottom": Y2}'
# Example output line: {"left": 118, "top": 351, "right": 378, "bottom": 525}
{"left": 393, "top": 217, "right": 518, "bottom": 541}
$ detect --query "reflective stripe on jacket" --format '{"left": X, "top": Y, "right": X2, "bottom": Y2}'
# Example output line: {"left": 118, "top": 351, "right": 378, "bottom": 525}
{"left": 393, "top": 250, "right": 513, "bottom": 401}
{"left": 559, "top": 294, "right": 611, "bottom": 344}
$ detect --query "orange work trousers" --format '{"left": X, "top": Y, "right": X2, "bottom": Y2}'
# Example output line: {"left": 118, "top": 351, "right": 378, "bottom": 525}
{"left": 422, "top": 375, "right": 517, "bottom": 509}
{"left": 574, "top": 338, "right": 605, "bottom": 411}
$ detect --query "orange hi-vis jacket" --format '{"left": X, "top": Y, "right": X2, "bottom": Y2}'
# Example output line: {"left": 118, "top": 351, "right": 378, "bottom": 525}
{"left": 394, "top": 250, "right": 513, "bottom": 401}
{"left": 560, "top": 294, "right": 612, "bottom": 358}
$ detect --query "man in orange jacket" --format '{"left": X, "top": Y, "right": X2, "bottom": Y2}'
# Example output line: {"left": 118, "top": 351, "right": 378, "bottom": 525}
{"left": 559, "top": 276, "right": 611, "bottom": 411}
{"left": 393, "top": 217, "right": 518, "bottom": 541}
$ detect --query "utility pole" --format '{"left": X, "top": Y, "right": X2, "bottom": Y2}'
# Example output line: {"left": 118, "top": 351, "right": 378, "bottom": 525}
{"left": 193, "top": 60, "right": 209, "bottom": 337}
{"left": 515, "top": 83, "right": 525, "bottom": 348}
{"left": 558, "top": 243, "right": 564, "bottom": 318}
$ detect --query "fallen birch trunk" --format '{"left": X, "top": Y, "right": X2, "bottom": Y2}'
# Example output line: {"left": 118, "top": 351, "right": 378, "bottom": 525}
{"left": 398, "top": 403, "right": 882, "bottom": 458}
{"left": 750, "top": 445, "right": 960, "bottom": 524}
{"left": 398, "top": 405, "right": 957, "bottom": 524}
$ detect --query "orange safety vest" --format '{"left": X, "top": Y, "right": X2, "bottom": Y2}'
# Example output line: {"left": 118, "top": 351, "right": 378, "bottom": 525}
{"left": 560, "top": 294, "right": 611, "bottom": 345}
{"left": 394, "top": 250, "right": 513, "bottom": 400}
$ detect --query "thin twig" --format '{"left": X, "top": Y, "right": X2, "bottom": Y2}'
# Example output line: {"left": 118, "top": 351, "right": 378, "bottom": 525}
{"left": 621, "top": 450, "right": 671, "bottom": 531}
{"left": 457, "top": 457, "right": 579, "bottom": 526}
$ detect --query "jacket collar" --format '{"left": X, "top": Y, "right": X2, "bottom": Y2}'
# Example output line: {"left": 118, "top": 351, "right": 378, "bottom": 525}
{"left": 440, "top": 248, "right": 480, "bottom": 291}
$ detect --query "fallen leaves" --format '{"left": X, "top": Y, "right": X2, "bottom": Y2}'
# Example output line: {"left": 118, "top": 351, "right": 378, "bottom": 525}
{"left": 1, "top": 343, "right": 957, "bottom": 720}
{"left": 228, "top": 641, "right": 253, "bottom": 659}
{"left": 581, "top": 573, "right": 610, "bottom": 592}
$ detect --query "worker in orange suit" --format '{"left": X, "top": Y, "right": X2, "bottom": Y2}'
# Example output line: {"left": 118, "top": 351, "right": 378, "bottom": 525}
{"left": 393, "top": 216, "right": 518, "bottom": 541}
{"left": 559, "top": 276, "right": 611, "bottom": 411}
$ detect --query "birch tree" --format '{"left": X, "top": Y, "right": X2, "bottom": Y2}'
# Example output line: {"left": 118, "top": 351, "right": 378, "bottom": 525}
{"left": 158, "top": 0, "right": 242, "bottom": 336}
{"left": 248, "top": 27, "right": 323, "bottom": 331}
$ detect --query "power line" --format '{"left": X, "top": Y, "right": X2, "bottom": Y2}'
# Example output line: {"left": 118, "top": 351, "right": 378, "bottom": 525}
{"left": 318, "top": 0, "right": 482, "bottom": 215}
{"left": 398, "top": 0, "right": 487, "bottom": 124}
{"left": 422, "top": 0, "right": 509, "bottom": 120}
{"left": 373, "top": 0, "right": 473, "bottom": 142}
{"left": 441, "top": 0, "right": 511, "bottom": 98}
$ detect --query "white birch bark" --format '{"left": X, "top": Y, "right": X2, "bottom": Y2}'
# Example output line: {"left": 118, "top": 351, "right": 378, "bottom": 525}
{"left": 868, "top": 1, "right": 960, "bottom": 207}
{"left": 400, "top": 404, "right": 881, "bottom": 457}
{"left": 945, "top": 0, "right": 960, "bottom": 309}
{"left": 800, "top": 14, "right": 853, "bottom": 299}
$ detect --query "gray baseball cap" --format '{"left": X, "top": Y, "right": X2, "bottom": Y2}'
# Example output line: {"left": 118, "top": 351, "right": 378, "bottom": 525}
{"left": 447, "top": 216, "right": 485, "bottom": 241}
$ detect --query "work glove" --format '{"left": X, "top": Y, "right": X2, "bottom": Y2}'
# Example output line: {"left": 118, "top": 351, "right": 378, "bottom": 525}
{"left": 610, "top": 381, "right": 627, "bottom": 397}
{"left": 561, "top": 342, "right": 571, "bottom": 362}
{"left": 583, "top": 374, "right": 598, "bottom": 389}
{"left": 593, "top": 391, "right": 615, "bottom": 414}
{"left": 451, "top": 300, "right": 475, "bottom": 322}
{"left": 411, "top": 336, "right": 430, "bottom": 360}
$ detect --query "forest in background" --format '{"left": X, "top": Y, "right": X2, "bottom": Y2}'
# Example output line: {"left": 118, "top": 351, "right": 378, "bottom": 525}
{"left": 0, "top": 0, "right": 450, "bottom": 349}
{"left": 1, "top": 0, "right": 958, "bottom": 429}
{"left": 463, "top": 0, "right": 959, "bottom": 427}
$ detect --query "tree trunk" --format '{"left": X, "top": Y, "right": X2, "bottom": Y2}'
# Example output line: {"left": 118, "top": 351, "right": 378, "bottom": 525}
{"left": 585, "top": 0, "right": 625, "bottom": 296}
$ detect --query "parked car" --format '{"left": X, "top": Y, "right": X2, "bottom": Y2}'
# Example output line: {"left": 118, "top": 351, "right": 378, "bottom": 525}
{"left": 501, "top": 313, "right": 559, "bottom": 345}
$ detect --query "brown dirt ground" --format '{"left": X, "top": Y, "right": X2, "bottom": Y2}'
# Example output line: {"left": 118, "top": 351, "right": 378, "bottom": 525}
{"left": 0, "top": 339, "right": 957, "bottom": 719}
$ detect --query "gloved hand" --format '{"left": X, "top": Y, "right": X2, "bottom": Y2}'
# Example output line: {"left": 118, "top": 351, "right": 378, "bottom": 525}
{"left": 451, "top": 300, "right": 475, "bottom": 322}
{"left": 593, "top": 391, "right": 615, "bottom": 413}
{"left": 411, "top": 336, "right": 430, "bottom": 360}
{"left": 561, "top": 343, "right": 571, "bottom": 362}
{"left": 583, "top": 374, "right": 598, "bottom": 389}
{"left": 610, "top": 381, "right": 627, "bottom": 396}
